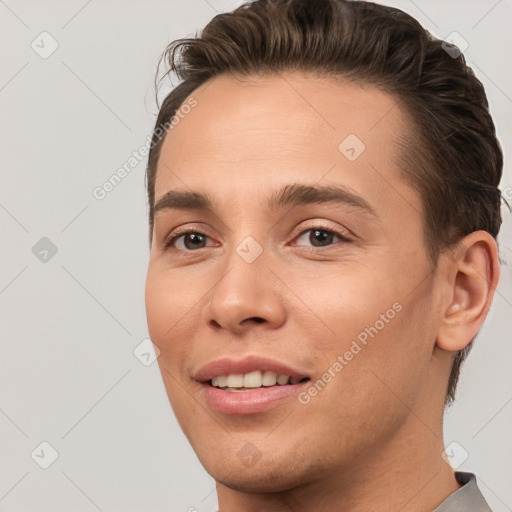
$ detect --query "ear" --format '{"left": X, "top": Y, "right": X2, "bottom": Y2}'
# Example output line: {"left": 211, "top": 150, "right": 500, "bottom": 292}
{"left": 436, "top": 231, "right": 501, "bottom": 352}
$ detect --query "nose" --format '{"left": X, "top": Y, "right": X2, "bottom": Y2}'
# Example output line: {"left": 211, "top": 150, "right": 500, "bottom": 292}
{"left": 202, "top": 252, "right": 287, "bottom": 335}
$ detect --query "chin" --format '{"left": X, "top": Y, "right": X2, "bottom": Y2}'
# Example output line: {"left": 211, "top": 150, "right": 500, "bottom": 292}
{"left": 207, "top": 461, "right": 309, "bottom": 494}
{"left": 193, "top": 440, "right": 320, "bottom": 494}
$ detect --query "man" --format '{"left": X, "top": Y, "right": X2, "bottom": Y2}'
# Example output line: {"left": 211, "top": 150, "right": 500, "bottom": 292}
{"left": 144, "top": 0, "right": 504, "bottom": 510}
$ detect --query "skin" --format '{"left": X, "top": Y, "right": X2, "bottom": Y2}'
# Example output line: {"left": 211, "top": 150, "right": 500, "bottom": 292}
{"left": 144, "top": 71, "right": 500, "bottom": 511}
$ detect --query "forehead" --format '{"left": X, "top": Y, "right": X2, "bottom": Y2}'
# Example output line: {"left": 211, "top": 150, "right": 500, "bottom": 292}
{"left": 154, "top": 71, "right": 413, "bottom": 216}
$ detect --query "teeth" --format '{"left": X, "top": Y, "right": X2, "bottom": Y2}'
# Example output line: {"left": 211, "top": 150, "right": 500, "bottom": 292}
{"left": 211, "top": 375, "right": 227, "bottom": 387}
{"left": 226, "top": 374, "right": 244, "bottom": 388}
{"left": 210, "top": 370, "right": 305, "bottom": 388}
{"left": 243, "top": 370, "right": 262, "bottom": 388}
{"left": 261, "top": 371, "right": 278, "bottom": 386}
{"left": 216, "top": 375, "right": 228, "bottom": 387}
{"left": 277, "top": 374, "right": 289, "bottom": 385}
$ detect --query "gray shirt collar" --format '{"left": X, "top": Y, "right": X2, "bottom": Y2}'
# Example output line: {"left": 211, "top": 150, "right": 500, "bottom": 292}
{"left": 434, "top": 472, "right": 492, "bottom": 511}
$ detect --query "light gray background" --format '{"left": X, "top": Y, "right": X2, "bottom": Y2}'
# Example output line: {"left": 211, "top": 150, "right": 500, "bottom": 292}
{"left": 1, "top": 0, "right": 511, "bottom": 511}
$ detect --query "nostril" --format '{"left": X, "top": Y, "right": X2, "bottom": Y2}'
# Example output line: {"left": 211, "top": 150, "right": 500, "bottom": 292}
{"left": 241, "top": 317, "right": 266, "bottom": 325}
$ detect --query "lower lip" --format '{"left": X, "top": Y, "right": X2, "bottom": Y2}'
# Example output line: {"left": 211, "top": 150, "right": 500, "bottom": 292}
{"left": 201, "top": 382, "right": 307, "bottom": 415}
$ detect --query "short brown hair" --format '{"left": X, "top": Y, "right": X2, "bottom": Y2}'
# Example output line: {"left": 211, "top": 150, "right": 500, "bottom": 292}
{"left": 145, "top": 0, "right": 506, "bottom": 405}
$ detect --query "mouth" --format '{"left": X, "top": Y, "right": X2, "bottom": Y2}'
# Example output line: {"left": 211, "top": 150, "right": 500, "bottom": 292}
{"left": 209, "top": 370, "right": 310, "bottom": 392}
{"left": 194, "top": 356, "right": 311, "bottom": 415}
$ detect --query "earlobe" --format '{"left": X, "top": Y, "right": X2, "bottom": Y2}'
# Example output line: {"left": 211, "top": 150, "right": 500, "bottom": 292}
{"left": 436, "top": 231, "right": 500, "bottom": 353}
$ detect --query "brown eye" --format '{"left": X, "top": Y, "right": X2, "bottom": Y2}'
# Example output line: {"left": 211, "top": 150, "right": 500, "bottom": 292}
{"left": 164, "top": 231, "right": 214, "bottom": 251}
{"left": 294, "top": 228, "right": 351, "bottom": 248}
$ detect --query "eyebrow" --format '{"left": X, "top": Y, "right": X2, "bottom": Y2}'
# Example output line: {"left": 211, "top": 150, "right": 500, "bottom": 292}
{"left": 153, "top": 183, "right": 377, "bottom": 217}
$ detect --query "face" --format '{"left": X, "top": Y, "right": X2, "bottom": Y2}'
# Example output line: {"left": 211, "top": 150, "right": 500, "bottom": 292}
{"left": 145, "top": 72, "right": 445, "bottom": 492}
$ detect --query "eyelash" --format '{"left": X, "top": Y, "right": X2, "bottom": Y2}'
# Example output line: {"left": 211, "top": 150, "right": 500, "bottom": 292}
{"left": 162, "top": 224, "right": 353, "bottom": 253}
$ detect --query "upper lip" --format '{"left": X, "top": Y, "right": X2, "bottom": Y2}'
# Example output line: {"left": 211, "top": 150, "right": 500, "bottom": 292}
{"left": 194, "top": 355, "right": 310, "bottom": 383}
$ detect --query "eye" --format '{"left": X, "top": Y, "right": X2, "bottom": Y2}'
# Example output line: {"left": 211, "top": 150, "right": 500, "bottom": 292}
{"left": 293, "top": 227, "right": 352, "bottom": 248}
{"left": 163, "top": 225, "right": 352, "bottom": 253}
{"left": 163, "top": 230, "right": 217, "bottom": 252}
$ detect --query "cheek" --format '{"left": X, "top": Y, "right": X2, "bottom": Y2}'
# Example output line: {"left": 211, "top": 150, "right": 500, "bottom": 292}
{"left": 146, "top": 270, "right": 198, "bottom": 423}
{"left": 328, "top": 296, "right": 435, "bottom": 420}
{"left": 299, "top": 262, "right": 435, "bottom": 412}
{"left": 145, "top": 267, "right": 196, "bottom": 345}
{"left": 145, "top": 271, "right": 191, "bottom": 393}
{"left": 298, "top": 268, "right": 400, "bottom": 352}
{"left": 295, "top": 310, "right": 433, "bottom": 465}
{"left": 145, "top": 267, "right": 168, "bottom": 336}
